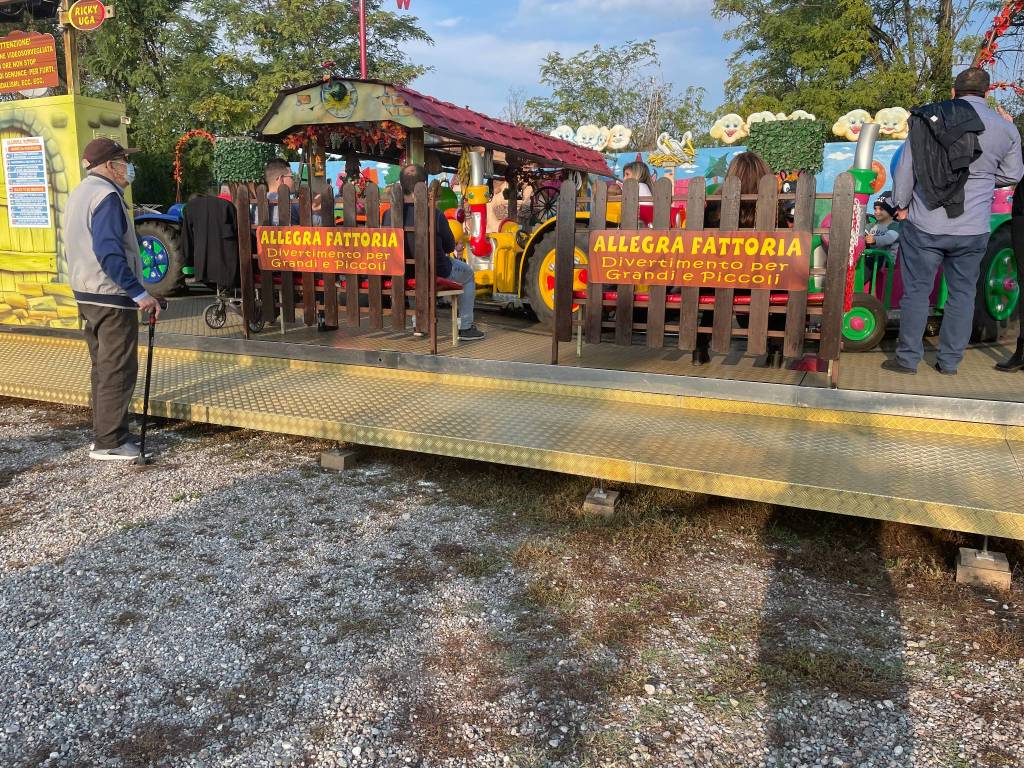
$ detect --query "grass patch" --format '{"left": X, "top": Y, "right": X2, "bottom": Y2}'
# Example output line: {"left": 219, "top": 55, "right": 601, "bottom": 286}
{"left": 760, "top": 646, "right": 903, "bottom": 700}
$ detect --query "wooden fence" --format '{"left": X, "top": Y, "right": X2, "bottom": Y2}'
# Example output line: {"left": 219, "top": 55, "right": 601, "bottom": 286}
{"left": 552, "top": 173, "right": 857, "bottom": 380}
{"left": 234, "top": 180, "right": 444, "bottom": 350}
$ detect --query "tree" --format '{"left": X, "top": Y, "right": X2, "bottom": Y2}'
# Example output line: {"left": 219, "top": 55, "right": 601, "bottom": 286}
{"left": 502, "top": 87, "right": 530, "bottom": 126}
{"left": 0, "top": 0, "right": 433, "bottom": 201}
{"left": 193, "top": 0, "right": 432, "bottom": 133}
{"left": 523, "top": 39, "right": 712, "bottom": 150}
{"left": 713, "top": 0, "right": 985, "bottom": 124}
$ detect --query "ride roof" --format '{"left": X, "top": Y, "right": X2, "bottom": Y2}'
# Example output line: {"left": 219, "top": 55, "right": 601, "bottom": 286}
{"left": 255, "top": 78, "right": 613, "bottom": 178}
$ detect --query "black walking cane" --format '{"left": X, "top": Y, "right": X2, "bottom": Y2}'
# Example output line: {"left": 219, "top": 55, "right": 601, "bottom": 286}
{"left": 134, "top": 300, "right": 165, "bottom": 466}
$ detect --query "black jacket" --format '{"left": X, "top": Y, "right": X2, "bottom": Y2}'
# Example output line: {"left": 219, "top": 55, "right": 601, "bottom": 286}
{"left": 184, "top": 196, "right": 239, "bottom": 288}
{"left": 908, "top": 99, "right": 985, "bottom": 218}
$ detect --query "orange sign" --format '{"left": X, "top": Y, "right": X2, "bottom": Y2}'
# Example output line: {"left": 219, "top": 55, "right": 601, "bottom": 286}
{"left": 588, "top": 229, "right": 811, "bottom": 290}
{"left": 68, "top": 0, "right": 108, "bottom": 31}
{"left": 0, "top": 31, "right": 58, "bottom": 94}
{"left": 256, "top": 226, "right": 405, "bottom": 275}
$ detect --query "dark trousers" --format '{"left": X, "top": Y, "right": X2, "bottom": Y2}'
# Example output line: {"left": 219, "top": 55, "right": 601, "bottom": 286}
{"left": 895, "top": 220, "right": 989, "bottom": 371}
{"left": 79, "top": 303, "right": 139, "bottom": 449}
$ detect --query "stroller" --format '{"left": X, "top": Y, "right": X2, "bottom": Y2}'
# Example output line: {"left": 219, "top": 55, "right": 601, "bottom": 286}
{"left": 183, "top": 193, "right": 266, "bottom": 334}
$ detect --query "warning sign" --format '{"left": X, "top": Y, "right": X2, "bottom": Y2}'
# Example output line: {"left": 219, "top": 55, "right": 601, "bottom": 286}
{"left": 0, "top": 31, "right": 58, "bottom": 95}
{"left": 3, "top": 136, "right": 51, "bottom": 229}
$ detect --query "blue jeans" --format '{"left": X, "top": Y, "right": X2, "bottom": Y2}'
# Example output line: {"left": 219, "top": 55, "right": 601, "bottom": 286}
{"left": 895, "top": 220, "right": 989, "bottom": 370}
{"left": 446, "top": 257, "right": 476, "bottom": 330}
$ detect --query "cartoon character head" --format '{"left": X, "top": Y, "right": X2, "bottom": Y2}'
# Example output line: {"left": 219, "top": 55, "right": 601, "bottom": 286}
{"left": 787, "top": 110, "right": 816, "bottom": 121}
{"left": 594, "top": 127, "right": 611, "bottom": 152}
{"left": 745, "top": 111, "right": 781, "bottom": 131}
{"left": 874, "top": 107, "right": 910, "bottom": 140}
{"left": 550, "top": 125, "right": 576, "bottom": 142}
{"left": 574, "top": 124, "right": 601, "bottom": 149}
{"left": 832, "top": 109, "right": 873, "bottom": 141}
{"left": 607, "top": 125, "right": 632, "bottom": 150}
{"left": 710, "top": 114, "right": 748, "bottom": 144}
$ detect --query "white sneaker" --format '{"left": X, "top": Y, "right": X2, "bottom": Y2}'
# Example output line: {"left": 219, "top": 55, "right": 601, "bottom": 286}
{"left": 89, "top": 441, "right": 150, "bottom": 461}
{"left": 89, "top": 436, "right": 141, "bottom": 451}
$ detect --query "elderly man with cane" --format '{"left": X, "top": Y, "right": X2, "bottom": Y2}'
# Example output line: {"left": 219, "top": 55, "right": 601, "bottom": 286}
{"left": 65, "top": 138, "right": 162, "bottom": 460}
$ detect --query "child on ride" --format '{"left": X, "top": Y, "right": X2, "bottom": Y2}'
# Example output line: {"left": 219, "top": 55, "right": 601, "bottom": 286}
{"left": 622, "top": 160, "right": 655, "bottom": 225}
{"left": 865, "top": 192, "right": 899, "bottom": 254}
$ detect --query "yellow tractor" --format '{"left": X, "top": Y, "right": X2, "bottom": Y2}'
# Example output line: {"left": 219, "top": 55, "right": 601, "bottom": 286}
{"left": 450, "top": 154, "right": 623, "bottom": 326}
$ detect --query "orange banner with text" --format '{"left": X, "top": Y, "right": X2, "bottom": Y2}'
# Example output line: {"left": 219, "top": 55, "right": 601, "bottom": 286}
{"left": 588, "top": 230, "right": 811, "bottom": 290}
{"left": 256, "top": 226, "right": 405, "bottom": 275}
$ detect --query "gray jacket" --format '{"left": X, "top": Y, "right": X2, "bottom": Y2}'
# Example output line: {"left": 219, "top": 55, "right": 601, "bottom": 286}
{"left": 65, "top": 174, "right": 143, "bottom": 309}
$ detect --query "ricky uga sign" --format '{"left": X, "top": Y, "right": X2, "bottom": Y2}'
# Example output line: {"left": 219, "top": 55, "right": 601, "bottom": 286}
{"left": 588, "top": 230, "right": 811, "bottom": 290}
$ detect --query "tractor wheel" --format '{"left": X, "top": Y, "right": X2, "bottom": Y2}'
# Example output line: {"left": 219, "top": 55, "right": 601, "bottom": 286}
{"left": 841, "top": 293, "right": 887, "bottom": 352}
{"left": 525, "top": 228, "right": 588, "bottom": 329}
{"left": 971, "top": 226, "right": 1017, "bottom": 344}
{"left": 136, "top": 221, "right": 185, "bottom": 299}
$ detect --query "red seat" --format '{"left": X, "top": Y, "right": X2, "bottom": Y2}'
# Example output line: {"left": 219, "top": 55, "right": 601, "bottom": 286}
{"left": 406, "top": 277, "right": 463, "bottom": 292}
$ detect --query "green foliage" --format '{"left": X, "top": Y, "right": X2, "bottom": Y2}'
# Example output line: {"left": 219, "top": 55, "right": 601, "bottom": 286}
{"left": 747, "top": 121, "right": 829, "bottom": 174}
{"left": 522, "top": 40, "right": 712, "bottom": 150}
{"left": 712, "top": 0, "right": 980, "bottom": 125}
{"left": 0, "top": 0, "right": 431, "bottom": 203}
{"left": 213, "top": 138, "right": 279, "bottom": 184}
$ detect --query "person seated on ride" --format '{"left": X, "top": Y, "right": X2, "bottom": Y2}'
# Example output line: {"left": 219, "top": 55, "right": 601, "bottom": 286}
{"left": 622, "top": 160, "right": 656, "bottom": 225}
{"left": 261, "top": 158, "right": 300, "bottom": 225}
{"left": 700, "top": 151, "right": 784, "bottom": 363}
{"left": 705, "top": 151, "right": 775, "bottom": 228}
{"left": 382, "top": 164, "right": 485, "bottom": 341}
{"left": 864, "top": 191, "right": 899, "bottom": 275}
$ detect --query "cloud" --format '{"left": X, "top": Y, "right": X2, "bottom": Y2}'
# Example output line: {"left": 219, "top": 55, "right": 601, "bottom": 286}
{"left": 826, "top": 151, "right": 854, "bottom": 160}
{"left": 436, "top": 16, "right": 463, "bottom": 28}
{"left": 876, "top": 143, "right": 899, "bottom": 153}
{"left": 520, "top": 0, "right": 711, "bottom": 14}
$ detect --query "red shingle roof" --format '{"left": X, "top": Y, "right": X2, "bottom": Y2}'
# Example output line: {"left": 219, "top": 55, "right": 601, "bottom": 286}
{"left": 388, "top": 81, "right": 613, "bottom": 177}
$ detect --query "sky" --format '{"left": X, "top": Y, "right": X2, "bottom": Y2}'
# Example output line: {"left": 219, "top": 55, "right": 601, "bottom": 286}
{"left": 400, "top": 0, "right": 735, "bottom": 122}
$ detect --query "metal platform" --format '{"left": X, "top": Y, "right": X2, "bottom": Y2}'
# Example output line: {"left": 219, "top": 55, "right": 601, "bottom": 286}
{"left": 1, "top": 330, "right": 1022, "bottom": 539}
{"left": 155, "top": 294, "right": 1024, "bottom": 402}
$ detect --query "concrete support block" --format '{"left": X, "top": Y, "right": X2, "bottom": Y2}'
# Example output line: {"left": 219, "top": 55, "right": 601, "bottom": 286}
{"left": 956, "top": 547, "right": 1011, "bottom": 591}
{"left": 582, "top": 487, "right": 619, "bottom": 518}
{"left": 320, "top": 447, "right": 359, "bottom": 471}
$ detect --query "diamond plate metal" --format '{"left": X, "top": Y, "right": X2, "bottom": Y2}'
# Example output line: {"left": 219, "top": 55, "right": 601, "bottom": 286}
{"left": 1, "top": 332, "right": 1023, "bottom": 539}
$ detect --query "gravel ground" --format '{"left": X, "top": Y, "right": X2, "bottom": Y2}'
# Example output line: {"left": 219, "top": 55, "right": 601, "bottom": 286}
{"left": 1, "top": 397, "right": 1023, "bottom": 768}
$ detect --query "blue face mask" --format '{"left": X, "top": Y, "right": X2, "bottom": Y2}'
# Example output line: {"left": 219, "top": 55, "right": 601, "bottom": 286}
{"left": 125, "top": 162, "right": 136, "bottom": 184}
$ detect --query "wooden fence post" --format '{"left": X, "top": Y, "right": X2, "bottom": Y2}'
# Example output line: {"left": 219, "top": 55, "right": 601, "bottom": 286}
{"left": 747, "top": 174, "right": 779, "bottom": 356}
{"left": 389, "top": 183, "right": 407, "bottom": 331}
{"left": 364, "top": 184, "right": 384, "bottom": 329}
{"left": 615, "top": 179, "right": 639, "bottom": 345}
{"left": 297, "top": 186, "right": 315, "bottom": 326}
{"left": 820, "top": 173, "right": 856, "bottom": 368}
{"left": 711, "top": 176, "right": 741, "bottom": 354}
{"left": 342, "top": 183, "right": 360, "bottom": 326}
{"left": 320, "top": 186, "right": 339, "bottom": 329}
{"left": 235, "top": 185, "right": 254, "bottom": 340}
{"left": 647, "top": 177, "right": 673, "bottom": 348}
{"left": 586, "top": 182, "right": 608, "bottom": 345}
{"left": 552, "top": 179, "right": 577, "bottom": 362}
{"left": 678, "top": 178, "right": 706, "bottom": 352}
{"left": 783, "top": 173, "right": 815, "bottom": 359}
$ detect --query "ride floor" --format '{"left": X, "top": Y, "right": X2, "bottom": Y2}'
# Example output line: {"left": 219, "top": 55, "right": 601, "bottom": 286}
{"left": 1, "top": 307, "right": 1022, "bottom": 539}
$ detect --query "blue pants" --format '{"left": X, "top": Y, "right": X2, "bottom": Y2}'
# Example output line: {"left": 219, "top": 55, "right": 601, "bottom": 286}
{"left": 446, "top": 257, "right": 476, "bottom": 330}
{"left": 895, "top": 221, "right": 989, "bottom": 371}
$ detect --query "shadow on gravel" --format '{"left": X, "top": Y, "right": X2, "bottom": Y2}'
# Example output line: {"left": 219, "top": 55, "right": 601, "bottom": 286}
{"left": 758, "top": 509, "right": 913, "bottom": 766}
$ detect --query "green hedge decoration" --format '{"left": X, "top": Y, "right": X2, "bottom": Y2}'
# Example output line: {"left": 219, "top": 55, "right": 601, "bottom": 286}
{"left": 213, "top": 137, "right": 280, "bottom": 184}
{"left": 747, "top": 120, "right": 829, "bottom": 175}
